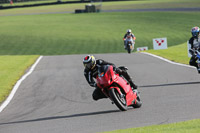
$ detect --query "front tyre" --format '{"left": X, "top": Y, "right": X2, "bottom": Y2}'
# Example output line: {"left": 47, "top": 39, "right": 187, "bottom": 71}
{"left": 132, "top": 90, "right": 142, "bottom": 108}
{"left": 127, "top": 45, "right": 131, "bottom": 54}
{"left": 109, "top": 88, "right": 128, "bottom": 111}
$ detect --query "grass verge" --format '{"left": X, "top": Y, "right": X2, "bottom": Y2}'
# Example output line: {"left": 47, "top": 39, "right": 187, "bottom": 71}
{"left": 1, "top": 0, "right": 200, "bottom": 14}
{"left": 1, "top": 0, "right": 80, "bottom": 7}
{"left": 0, "top": 0, "right": 199, "bottom": 131}
{"left": 0, "top": 55, "right": 39, "bottom": 104}
{"left": 0, "top": 12, "right": 199, "bottom": 55}
{"left": 103, "top": 119, "right": 200, "bottom": 133}
{"left": 146, "top": 42, "right": 190, "bottom": 65}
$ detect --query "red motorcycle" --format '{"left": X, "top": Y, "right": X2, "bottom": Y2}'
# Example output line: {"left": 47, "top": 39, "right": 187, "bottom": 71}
{"left": 96, "top": 65, "right": 142, "bottom": 111}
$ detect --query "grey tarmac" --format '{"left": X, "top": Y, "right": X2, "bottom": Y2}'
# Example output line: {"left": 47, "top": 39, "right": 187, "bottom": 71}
{"left": 0, "top": 53, "right": 200, "bottom": 133}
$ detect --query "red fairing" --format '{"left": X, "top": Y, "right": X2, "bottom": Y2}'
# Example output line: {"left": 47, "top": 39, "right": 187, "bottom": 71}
{"left": 96, "top": 66, "right": 116, "bottom": 88}
{"left": 96, "top": 65, "right": 137, "bottom": 106}
{"left": 115, "top": 75, "right": 136, "bottom": 106}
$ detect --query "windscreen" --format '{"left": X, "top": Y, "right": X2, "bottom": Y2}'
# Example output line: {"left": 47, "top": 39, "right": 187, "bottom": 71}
{"left": 97, "top": 65, "right": 109, "bottom": 77}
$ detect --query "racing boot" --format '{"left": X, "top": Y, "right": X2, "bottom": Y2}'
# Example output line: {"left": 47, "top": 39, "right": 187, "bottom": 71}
{"left": 120, "top": 70, "right": 137, "bottom": 90}
{"left": 128, "top": 79, "right": 137, "bottom": 90}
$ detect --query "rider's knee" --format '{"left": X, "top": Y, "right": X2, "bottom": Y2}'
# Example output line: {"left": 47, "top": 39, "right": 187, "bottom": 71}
{"left": 92, "top": 92, "right": 99, "bottom": 101}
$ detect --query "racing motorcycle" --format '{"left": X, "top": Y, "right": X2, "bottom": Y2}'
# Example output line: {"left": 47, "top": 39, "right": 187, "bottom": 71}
{"left": 126, "top": 40, "right": 135, "bottom": 54}
{"left": 195, "top": 49, "right": 200, "bottom": 73}
{"left": 189, "top": 48, "right": 200, "bottom": 73}
{"left": 96, "top": 65, "right": 142, "bottom": 111}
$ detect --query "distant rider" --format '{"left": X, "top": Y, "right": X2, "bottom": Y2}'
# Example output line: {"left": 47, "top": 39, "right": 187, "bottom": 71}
{"left": 123, "top": 29, "right": 136, "bottom": 49}
{"left": 189, "top": 26, "right": 200, "bottom": 69}
{"left": 83, "top": 55, "right": 137, "bottom": 101}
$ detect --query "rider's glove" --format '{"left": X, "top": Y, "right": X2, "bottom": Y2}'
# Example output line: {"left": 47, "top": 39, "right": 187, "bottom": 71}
{"left": 189, "top": 49, "right": 195, "bottom": 55}
{"left": 118, "top": 66, "right": 128, "bottom": 71}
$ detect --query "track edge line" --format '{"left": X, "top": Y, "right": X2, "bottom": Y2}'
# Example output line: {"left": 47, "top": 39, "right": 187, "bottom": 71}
{"left": 141, "top": 52, "right": 194, "bottom": 68}
{"left": 0, "top": 56, "right": 43, "bottom": 113}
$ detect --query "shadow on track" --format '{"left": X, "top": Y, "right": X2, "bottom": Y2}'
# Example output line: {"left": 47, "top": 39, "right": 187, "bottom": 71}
{"left": 0, "top": 109, "right": 120, "bottom": 125}
{"left": 140, "top": 81, "right": 200, "bottom": 88}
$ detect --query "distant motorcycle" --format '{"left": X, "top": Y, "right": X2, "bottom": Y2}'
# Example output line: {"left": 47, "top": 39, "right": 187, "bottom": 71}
{"left": 96, "top": 65, "right": 142, "bottom": 111}
{"left": 196, "top": 50, "right": 200, "bottom": 73}
{"left": 124, "top": 39, "right": 135, "bottom": 54}
{"left": 189, "top": 48, "right": 200, "bottom": 73}
{"left": 126, "top": 40, "right": 135, "bottom": 54}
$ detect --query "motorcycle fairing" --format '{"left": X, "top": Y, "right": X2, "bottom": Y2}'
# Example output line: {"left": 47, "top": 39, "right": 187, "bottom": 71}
{"left": 96, "top": 65, "right": 116, "bottom": 88}
{"left": 115, "top": 76, "right": 136, "bottom": 106}
{"left": 96, "top": 65, "right": 136, "bottom": 106}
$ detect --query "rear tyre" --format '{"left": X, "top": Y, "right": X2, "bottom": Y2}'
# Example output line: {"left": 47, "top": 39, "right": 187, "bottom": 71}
{"left": 109, "top": 88, "right": 128, "bottom": 111}
{"left": 132, "top": 90, "right": 142, "bottom": 108}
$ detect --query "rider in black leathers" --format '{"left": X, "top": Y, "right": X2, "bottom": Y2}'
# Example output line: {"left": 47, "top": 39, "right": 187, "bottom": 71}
{"left": 83, "top": 55, "right": 137, "bottom": 101}
{"left": 189, "top": 26, "right": 200, "bottom": 69}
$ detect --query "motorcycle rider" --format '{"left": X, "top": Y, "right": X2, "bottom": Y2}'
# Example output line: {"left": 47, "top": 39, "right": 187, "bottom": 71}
{"left": 83, "top": 55, "right": 138, "bottom": 101}
{"left": 189, "top": 26, "right": 200, "bottom": 70}
{"left": 123, "top": 29, "right": 136, "bottom": 49}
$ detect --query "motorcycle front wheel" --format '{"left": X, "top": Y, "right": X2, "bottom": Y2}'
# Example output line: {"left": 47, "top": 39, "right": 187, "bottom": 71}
{"left": 132, "top": 90, "right": 142, "bottom": 108}
{"left": 127, "top": 45, "right": 131, "bottom": 54}
{"left": 109, "top": 88, "right": 128, "bottom": 111}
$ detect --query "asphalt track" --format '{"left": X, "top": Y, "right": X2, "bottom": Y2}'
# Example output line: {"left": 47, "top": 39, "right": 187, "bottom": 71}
{"left": 0, "top": 53, "right": 200, "bottom": 133}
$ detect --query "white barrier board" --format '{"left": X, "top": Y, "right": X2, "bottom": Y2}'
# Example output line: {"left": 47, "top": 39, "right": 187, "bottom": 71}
{"left": 153, "top": 37, "right": 168, "bottom": 50}
{"left": 137, "top": 47, "right": 148, "bottom": 52}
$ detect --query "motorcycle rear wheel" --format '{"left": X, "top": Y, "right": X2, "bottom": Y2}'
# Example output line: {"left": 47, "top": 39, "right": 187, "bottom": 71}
{"left": 109, "top": 88, "right": 128, "bottom": 111}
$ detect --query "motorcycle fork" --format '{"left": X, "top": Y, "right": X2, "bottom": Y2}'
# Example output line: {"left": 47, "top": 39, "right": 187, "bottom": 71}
{"left": 108, "top": 87, "right": 125, "bottom": 104}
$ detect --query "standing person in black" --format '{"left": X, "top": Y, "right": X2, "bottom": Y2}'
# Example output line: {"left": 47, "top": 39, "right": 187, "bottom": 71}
{"left": 83, "top": 55, "right": 137, "bottom": 100}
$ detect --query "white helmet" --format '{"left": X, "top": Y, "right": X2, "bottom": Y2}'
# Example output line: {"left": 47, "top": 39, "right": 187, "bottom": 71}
{"left": 127, "top": 29, "right": 132, "bottom": 33}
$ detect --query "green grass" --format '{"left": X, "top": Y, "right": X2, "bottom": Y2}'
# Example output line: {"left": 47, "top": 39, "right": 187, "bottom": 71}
{"left": 1, "top": 0, "right": 198, "bottom": 107}
{"left": 0, "top": 0, "right": 200, "bottom": 132}
{"left": 0, "top": 55, "right": 39, "bottom": 103}
{"left": 103, "top": 119, "right": 200, "bottom": 133}
{"left": 0, "top": 0, "right": 80, "bottom": 7}
{"left": 1, "top": 0, "right": 200, "bottom": 16}
{"left": 146, "top": 42, "right": 190, "bottom": 64}
{"left": 0, "top": 12, "right": 199, "bottom": 55}
{"left": 103, "top": 0, "right": 200, "bottom": 10}
{"left": 1, "top": 0, "right": 200, "bottom": 11}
